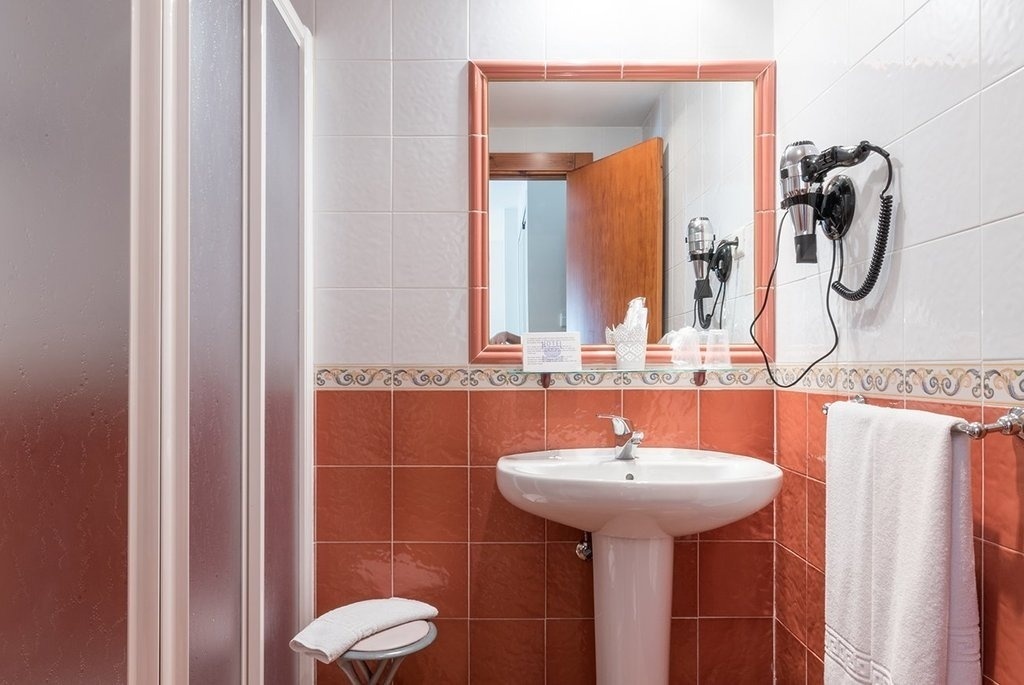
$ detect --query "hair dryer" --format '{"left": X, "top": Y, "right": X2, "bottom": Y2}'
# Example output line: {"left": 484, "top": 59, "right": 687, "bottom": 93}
{"left": 686, "top": 217, "right": 739, "bottom": 329}
{"left": 778, "top": 139, "right": 894, "bottom": 301}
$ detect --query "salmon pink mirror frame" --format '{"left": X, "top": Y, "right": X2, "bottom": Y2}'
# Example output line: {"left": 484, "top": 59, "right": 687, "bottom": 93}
{"left": 469, "top": 60, "right": 777, "bottom": 366}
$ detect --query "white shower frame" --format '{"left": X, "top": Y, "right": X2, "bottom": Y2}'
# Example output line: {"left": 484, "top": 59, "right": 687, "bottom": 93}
{"left": 128, "top": 0, "right": 314, "bottom": 682}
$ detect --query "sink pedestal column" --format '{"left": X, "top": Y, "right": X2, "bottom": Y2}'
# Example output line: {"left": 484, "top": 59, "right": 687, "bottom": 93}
{"left": 592, "top": 533, "right": 674, "bottom": 685}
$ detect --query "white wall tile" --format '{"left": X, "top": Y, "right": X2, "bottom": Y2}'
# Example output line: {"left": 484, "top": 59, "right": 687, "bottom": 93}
{"left": 620, "top": 0, "right": 699, "bottom": 62}
{"left": 903, "top": 0, "right": 979, "bottom": 131}
{"left": 315, "top": 0, "right": 391, "bottom": 60}
{"left": 315, "top": 288, "right": 392, "bottom": 364}
{"left": 315, "top": 136, "right": 392, "bottom": 212}
{"left": 842, "top": 28, "right": 904, "bottom": 147}
{"left": 836, "top": 251, "right": 905, "bottom": 363}
{"left": 980, "top": 65, "right": 1024, "bottom": 224}
{"left": 468, "top": 0, "right": 545, "bottom": 60}
{"left": 902, "top": 230, "right": 982, "bottom": 361}
{"left": 393, "top": 137, "right": 467, "bottom": 212}
{"left": 774, "top": 273, "right": 839, "bottom": 364}
{"left": 699, "top": 0, "right": 774, "bottom": 61}
{"left": 545, "top": 0, "right": 623, "bottom": 62}
{"left": 981, "top": 214, "right": 1024, "bottom": 360}
{"left": 981, "top": 0, "right": 1024, "bottom": 86}
{"left": 847, "top": 0, "right": 904, "bottom": 65}
{"left": 393, "top": 213, "right": 468, "bottom": 287}
{"left": 773, "top": 0, "right": 819, "bottom": 56}
{"left": 315, "top": 61, "right": 391, "bottom": 136}
{"left": 315, "top": 212, "right": 392, "bottom": 288}
{"left": 394, "top": 0, "right": 468, "bottom": 60}
{"left": 899, "top": 96, "right": 980, "bottom": 247}
{"left": 393, "top": 61, "right": 468, "bottom": 136}
{"left": 775, "top": 1, "right": 849, "bottom": 125}
{"left": 392, "top": 288, "right": 468, "bottom": 364}
{"left": 838, "top": 140, "right": 902, "bottom": 268}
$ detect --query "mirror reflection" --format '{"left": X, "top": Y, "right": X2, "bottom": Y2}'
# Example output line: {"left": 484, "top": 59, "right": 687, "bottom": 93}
{"left": 486, "top": 80, "right": 755, "bottom": 346}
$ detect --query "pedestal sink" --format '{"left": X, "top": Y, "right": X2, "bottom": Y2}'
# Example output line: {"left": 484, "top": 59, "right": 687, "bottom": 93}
{"left": 496, "top": 448, "right": 782, "bottom": 685}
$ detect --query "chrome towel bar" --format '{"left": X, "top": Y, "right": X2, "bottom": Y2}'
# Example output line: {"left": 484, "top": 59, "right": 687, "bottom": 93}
{"left": 821, "top": 394, "right": 1024, "bottom": 441}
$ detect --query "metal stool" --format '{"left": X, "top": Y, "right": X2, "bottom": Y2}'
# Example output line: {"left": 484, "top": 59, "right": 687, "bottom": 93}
{"left": 336, "top": 620, "right": 437, "bottom": 685}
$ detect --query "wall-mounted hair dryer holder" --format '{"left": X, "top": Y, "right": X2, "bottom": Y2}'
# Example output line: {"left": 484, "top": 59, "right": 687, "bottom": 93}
{"left": 780, "top": 174, "right": 857, "bottom": 263}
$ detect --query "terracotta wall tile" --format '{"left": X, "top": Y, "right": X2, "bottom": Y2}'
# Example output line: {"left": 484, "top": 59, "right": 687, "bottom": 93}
{"left": 700, "top": 390, "right": 774, "bottom": 461}
{"left": 546, "top": 542, "right": 594, "bottom": 618}
{"left": 469, "top": 543, "right": 545, "bottom": 619}
{"left": 698, "top": 541, "right": 774, "bottom": 617}
{"left": 315, "top": 543, "right": 392, "bottom": 615}
{"left": 775, "top": 620, "right": 807, "bottom": 685}
{"left": 469, "top": 390, "right": 545, "bottom": 465}
{"left": 469, "top": 620, "right": 545, "bottom": 685}
{"left": 806, "top": 392, "right": 839, "bottom": 481}
{"left": 701, "top": 502, "right": 774, "bottom": 541}
{"left": 393, "top": 390, "right": 468, "bottom": 465}
{"left": 545, "top": 619, "right": 596, "bottom": 685}
{"left": 776, "top": 390, "right": 808, "bottom": 473}
{"left": 546, "top": 389, "right": 622, "bottom": 449}
{"left": 776, "top": 469, "right": 807, "bottom": 557}
{"left": 546, "top": 519, "right": 584, "bottom": 542}
{"left": 806, "top": 565, "right": 825, "bottom": 659}
{"left": 672, "top": 541, "right": 699, "bottom": 618}
{"left": 669, "top": 619, "right": 699, "bottom": 685}
{"left": 775, "top": 544, "right": 807, "bottom": 642}
{"left": 806, "top": 477, "right": 826, "bottom": 571}
{"left": 397, "top": 618, "right": 469, "bottom": 685}
{"left": 982, "top": 420, "right": 1024, "bottom": 554}
{"left": 621, "top": 389, "right": 699, "bottom": 448}
{"left": 808, "top": 652, "right": 824, "bottom": 685}
{"left": 469, "top": 467, "right": 545, "bottom": 542}
{"left": 316, "top": 467, "right": 391, "bottom": 542}
{"left": 982, "top": 542, "right": 1024, "bottom": 683}
{"left": 393, "top": 543, "right": 468, "bottom": 618}
{"left": 698, "top": 617, "right": 773, "bottom": 683}
{"left": 393, "top": 467, "right": 468, "bottom": 542}
{"left": 317, "top": 390, "right": 391, "bottom": 465}
{"left": 314, "top": 384, "right": 787, "bottom": 680}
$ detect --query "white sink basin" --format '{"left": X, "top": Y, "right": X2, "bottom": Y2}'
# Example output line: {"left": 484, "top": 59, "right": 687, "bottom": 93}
{"left": 496, "top": 447, "right": 782, "bottom": 539}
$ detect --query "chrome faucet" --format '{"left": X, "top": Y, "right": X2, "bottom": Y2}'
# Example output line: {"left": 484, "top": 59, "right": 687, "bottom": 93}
{"left": 598, "top": 414, "right": 645, "bottom": 460}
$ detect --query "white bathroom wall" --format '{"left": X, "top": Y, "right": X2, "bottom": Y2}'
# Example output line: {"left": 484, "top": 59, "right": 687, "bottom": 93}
{"left": 772, "top": 0, "right": 1024, "bottom": 374}
{"left": 313, "top": 0, "right": 773, "bottom": 366}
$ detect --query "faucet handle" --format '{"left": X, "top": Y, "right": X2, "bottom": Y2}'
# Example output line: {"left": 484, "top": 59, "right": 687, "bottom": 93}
{"left": 597, "top": 414, "right": 633, "bottom": 436}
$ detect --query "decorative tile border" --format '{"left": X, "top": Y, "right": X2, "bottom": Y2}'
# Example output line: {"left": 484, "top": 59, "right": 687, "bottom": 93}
{"left": 314, "top": 364, "right": 1024, "bottom": 404}
{"left": 315, "top": 366, "right": 774, "bottom": 389}
{"left": 770, "top": 363, "right": 1024, "bottom": 407}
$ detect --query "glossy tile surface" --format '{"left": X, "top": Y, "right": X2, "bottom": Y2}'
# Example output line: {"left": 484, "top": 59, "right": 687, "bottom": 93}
{"left": 316, "top": 391, "right": 391, "bottom": 465}
{"left": 393, "top": 467, "right": 468, "bottom": 542}
{"left": 393, "top": 390, "right": 468, "bottom": 465}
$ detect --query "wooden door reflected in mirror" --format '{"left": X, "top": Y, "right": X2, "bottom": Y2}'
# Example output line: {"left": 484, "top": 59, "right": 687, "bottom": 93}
{"left": 469, "top": 61, "right": 777, "bottom": 366}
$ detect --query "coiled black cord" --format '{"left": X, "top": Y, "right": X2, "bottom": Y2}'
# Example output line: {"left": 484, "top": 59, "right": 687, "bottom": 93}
{"left": 830, "top": 149, "right": 894, "bottom": 301}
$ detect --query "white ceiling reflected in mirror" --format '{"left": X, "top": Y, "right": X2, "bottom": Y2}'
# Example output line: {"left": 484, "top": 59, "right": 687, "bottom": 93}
{"left": 486, "top": 79, "right": 755, "bottom": 347}
{"left": 468, "top": 61, "right": 777, "bottom": 366}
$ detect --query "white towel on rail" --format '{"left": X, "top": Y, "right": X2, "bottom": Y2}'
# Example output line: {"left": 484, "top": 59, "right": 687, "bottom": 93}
{"left": 824, "top": 402, "right": 980, "bottom": 685}
{"left": 289, "top": 597, "right": 438, "bottom": 664}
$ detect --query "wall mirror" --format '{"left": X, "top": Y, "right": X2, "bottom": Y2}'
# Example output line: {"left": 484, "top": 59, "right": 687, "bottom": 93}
{"left": 469, "top": 61, "right": 777, "bottom": 366}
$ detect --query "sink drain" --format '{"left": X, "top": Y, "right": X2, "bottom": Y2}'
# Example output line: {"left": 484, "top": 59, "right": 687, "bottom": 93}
{"left": 625, "top": 473, "right": 635, "bottom": 481}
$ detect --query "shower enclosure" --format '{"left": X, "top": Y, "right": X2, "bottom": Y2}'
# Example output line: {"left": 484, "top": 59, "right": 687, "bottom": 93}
{"left": 0, "top": 1, "right": 314, "bottom": 683}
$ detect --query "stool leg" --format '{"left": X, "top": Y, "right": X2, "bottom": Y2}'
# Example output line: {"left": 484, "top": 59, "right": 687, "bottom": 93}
{"left": 337, "top": 661, "right": 365, "bottom": 685}
{"left": 368, "top": 656, "right": 405, "bottom": 685}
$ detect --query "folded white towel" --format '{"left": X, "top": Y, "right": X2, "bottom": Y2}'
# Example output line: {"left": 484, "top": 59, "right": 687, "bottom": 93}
{"left": 824, "top": 403, "right": 980, "bottom": 685}
{"left": 289, "top": 597, "right": 438, "bottom": 664}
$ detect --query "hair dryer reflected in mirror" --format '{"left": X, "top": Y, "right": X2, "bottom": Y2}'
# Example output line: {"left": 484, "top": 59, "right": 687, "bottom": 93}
{"left": 686, "top": 217, "right": 739, "bottom": 330}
